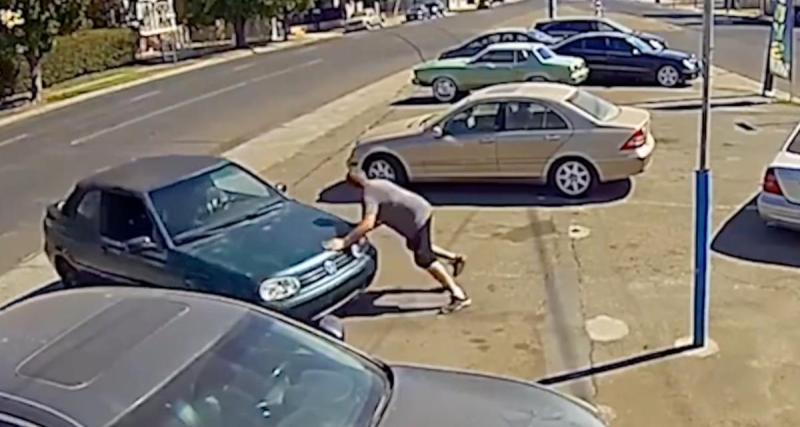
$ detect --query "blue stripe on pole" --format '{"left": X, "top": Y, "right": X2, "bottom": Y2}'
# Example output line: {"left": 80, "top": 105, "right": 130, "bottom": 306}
{"left": 692, "top": 169, "right": 711, "bottom": 348}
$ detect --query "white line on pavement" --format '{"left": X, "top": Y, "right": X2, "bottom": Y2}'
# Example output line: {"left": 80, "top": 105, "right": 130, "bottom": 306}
{"left": 129, "top": 90, "right": 161, "bottom": 103}
{"left": 250, "top": 59, "right": 323, "bottom": 83}
{"left": 233, "top": 63, "right": 256, "bottom": 72}
{"left": 69, "top": 82, "right": 249, "bottom": 146}
{"left": 0, "top": 133, "right": 29, "bottom": 148}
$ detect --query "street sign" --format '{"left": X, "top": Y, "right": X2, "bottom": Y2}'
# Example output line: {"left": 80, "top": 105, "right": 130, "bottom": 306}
{"left": 768, "top": 0, "right": 794, "bottom": 80}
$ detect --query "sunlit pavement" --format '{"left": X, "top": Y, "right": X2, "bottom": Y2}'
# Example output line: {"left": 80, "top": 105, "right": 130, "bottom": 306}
{"left": 258, "top": 67, "right": 800, "bottom": 424}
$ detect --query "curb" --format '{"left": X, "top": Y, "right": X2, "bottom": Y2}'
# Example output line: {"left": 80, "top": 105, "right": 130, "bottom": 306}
{"left": 0, "top": 33, "right": 343, "bottom": 130}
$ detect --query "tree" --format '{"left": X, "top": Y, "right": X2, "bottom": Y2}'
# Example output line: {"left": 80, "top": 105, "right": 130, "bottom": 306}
{"left": 0, "top": 0, "right": 89, "bottom": 103}
{"left": 187, "top": 0, "right": 276, "bottom": 48}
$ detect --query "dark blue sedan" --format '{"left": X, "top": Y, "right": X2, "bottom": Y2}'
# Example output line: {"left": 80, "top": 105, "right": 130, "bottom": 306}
{"left": 438, "top": 27, "right": 562, "bottom": 59}
{"left": 552, "top": 32, "right": 700, "bottom": 87}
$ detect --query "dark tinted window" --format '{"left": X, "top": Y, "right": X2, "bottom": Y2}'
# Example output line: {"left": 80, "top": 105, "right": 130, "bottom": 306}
{"left": 562, "top": 21, "right": 593, "bottom": 31}
{"left": 786, "top": 127, "right": 800, "bottom": 154}
{"left": 545, "top": 111, "right": 569, "bottom": 129}
{"left": 584, "top": 37, "right": 606, "bottom": 50}
{"left": 446, "top": 103, "right": 502, "bottom": 134}
{"left": 597, "top": 21, "right": 617, "bottom": 32}
{"left": 475, "top": 50, "right": 515, "bottom": 63}
{"left": 112, "top": 310, "right": 389, "bottom": 427}
{"left": 515, "top": 33, "right": 532, "bottom": 42}
{"left": 467, "top": 35, "right": 490, "bottom": 49}
{"left": 75, "top": 190, "right": 101, "bottom": 223}
{"left": 101, "top": 192, "right": 155, "bottom": 242}
{"left": 557, "top": 39, "right": 584, "bottom": 52}
{"left": 608, "top": 37, "right": 633, "bottom": 53}
{"left": 504, "top": 102, "right": 569, "bottom": 131}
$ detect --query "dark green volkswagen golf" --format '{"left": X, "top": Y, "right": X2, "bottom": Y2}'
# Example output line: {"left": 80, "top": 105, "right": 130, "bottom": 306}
{"left": 43, "top": 155, "right": 377, "bottom": 321}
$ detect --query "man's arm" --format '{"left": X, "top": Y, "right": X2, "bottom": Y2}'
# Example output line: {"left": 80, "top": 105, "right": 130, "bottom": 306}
{"left": 342, "top": 214, "right": 377, "bottom": 247}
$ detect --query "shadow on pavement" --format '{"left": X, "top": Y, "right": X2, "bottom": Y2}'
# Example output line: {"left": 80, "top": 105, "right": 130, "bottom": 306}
{"left": 642, "top": 97, "right": 771, "bottom": 112}
{"left": 642, "top": 12, "right": 771, "bottom": 27}
{"left": 712, "top": 197, "right": 800, "bottom": 269}
{"left": 318, "top": 180, "right": 631, "bottom": 207}
{"left": 0, "top": 280, "right": 64, "bottom": 310}
{"left": 582, "top": 77, "right": 692, "bottom": 89}
{"left": 335, "top": 288, "right": 445, "bottom": 318}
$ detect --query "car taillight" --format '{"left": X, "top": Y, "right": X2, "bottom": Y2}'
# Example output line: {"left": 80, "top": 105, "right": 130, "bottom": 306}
{"left": 763, "top": 168, "right": 784, "bottom": 196}
{"left": 621, "top": 129, "right": 646, "bottom": 150}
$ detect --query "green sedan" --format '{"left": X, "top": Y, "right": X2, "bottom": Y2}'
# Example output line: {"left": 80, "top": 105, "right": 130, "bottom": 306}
{"left": 414, "top": 42, "right": 589, "bottom": 102}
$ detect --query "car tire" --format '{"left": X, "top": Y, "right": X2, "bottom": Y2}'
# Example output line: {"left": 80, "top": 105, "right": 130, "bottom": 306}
{"left": 527, "top": 75, "right": 548, "bottom": 82}
{"left": 656, "top": 64, "right": 681, "bottom": 88}
{"left": 55, "top": 258, "right": 81, "bottom": 288}
{"left": 548, "top": 158, "right": 597, "bottom": 198}
{"left": 363, "top": 154, "right": 408, "bottom": 185}
{"left": 432, "top": 77, "right": 459, "bottom": 103}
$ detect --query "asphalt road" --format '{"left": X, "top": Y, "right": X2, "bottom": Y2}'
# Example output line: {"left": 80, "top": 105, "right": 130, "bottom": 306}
{"left": 0, "top": 1, "right": 538, "bottom": 276}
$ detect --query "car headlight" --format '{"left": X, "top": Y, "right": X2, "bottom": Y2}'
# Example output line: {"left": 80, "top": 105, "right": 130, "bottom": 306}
{"left": 259, "top": 277, "right": 300, "bottom": 302}
{"left": 682, "top": 59, "right": 695, "bottom": 70}
{"left": 350, "top": 237, "right": 368, "bottom": 258}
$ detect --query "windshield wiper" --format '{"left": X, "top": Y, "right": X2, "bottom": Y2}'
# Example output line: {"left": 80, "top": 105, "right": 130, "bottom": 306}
{"left": 176, "top": 201, "right": 283, "bottom": 243}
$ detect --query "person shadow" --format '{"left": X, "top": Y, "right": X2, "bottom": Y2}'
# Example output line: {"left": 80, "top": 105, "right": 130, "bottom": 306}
{"left": 335, "top": 287, "right": 450, "bottom": 318}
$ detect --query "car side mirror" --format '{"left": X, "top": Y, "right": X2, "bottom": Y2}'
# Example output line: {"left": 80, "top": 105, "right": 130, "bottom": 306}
{"left": 632, "top": 48, "right": 641, "bottom": 56}
{"left": 432, "top": 125, "right": 445, "bottom": 138}
{"left": 126, "top": 236, "right": 157, "bottom": 253}
{"left": 275, "top": 183, "right": 288, "bottom": 193}
{"left": 317, "top": 315, "right": 345, "bottom": 340}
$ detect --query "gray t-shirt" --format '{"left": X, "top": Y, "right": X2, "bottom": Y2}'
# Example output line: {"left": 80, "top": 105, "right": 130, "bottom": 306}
{"left": 362, "top": 179, "right": 432, "bottom": 240}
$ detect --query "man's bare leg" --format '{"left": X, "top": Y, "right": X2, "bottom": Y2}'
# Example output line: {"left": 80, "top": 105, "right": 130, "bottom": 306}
{"left": 427, "top": 261, "right": 470, "bottom": 304}
{"left": 432, "top": 244, "right": 467, "bottom": 277}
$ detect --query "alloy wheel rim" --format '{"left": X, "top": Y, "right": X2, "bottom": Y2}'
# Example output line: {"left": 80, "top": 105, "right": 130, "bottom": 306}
{"left": 555, "top": 161, "right": 591, "bottom": 196}
{"left": 367, "top": 160, "right": 397, "bottom": 181}
{"left": 434, "top": 79, "right": 456, "bottom": 99}
{"left": 658, "top": 66, "right": 679, "bottom": 86}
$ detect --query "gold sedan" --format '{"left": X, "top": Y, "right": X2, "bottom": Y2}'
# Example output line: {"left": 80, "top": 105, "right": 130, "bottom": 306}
{"left": 347, "top": 82, "right": 655, "bottom": 197}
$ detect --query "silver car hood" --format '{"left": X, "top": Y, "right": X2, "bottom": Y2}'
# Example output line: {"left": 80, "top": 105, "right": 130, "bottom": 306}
{"left": 359, "top": 114, "right": 430, "bottom": 144}
{"left": 378, "top": 365, "right": 607, "bottom": 427}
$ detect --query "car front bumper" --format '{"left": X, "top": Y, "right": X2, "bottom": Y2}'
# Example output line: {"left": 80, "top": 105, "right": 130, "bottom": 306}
{"left": 282, "top": 246, "right": 378, "bottom": 320}
{"left": 757, "top": 192, "right": 800, "bottom": 230}
{"left": 569, "top": 67, "right": 589, "bottom": 84}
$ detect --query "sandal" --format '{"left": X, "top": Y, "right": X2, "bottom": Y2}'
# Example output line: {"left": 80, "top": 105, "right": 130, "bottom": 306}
{"left": 439, "top": 296, "right": 472, "bottom": 314}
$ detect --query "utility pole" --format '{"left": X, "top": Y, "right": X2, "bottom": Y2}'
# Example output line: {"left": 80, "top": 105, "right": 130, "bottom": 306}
{"left": 548, "top": 0, "right": 557, "bottom": 18}
{"left": 692, "top": 0, "right": 714, "bottom": 349}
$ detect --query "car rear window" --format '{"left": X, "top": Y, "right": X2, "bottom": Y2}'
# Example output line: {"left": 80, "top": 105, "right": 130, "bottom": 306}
{"left": 567, "top": 89, "right": 620, "bottom": 122}
{"left": 787, "top": 127, "right": 800, "bottom": 154}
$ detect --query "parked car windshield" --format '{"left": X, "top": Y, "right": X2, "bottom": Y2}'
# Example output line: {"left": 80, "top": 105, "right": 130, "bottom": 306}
{"left": 112, "top": 310, "right": 391, "bottom": 427}
{"left": 535, "top": 46, "right": 555, "bottom": 60}
{"left": 568, "top": 88, "right": 620, "bottom": 121}
{"left": 149, "top": 164, "right": 282, "bottom": 243}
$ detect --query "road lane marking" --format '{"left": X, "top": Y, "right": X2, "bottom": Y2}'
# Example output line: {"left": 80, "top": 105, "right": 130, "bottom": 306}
{"left": 249, "top": 59, "right": 323, "bottom": 83}
{"left": 129, "top": 90, "right": 161, "bottom": 103}
{"left": 69, "top": 82, "right": 249, "bottom": 146}
{"left": 0, "top": 133, "right": 28, "bottom": 148}
{"left": 233, "top": 63, "right": 256, "bottom": 72}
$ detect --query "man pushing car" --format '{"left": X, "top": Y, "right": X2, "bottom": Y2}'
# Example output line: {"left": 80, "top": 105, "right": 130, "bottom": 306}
{"left": 323, "top": 169, "right": 471, "bottom": 314}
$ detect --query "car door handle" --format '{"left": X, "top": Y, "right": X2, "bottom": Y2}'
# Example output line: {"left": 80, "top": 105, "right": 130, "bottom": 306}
{"left": 545, "top": 134, "right": 561, "bottom": 141}
{"left": 479, "top": 137, "right": 495, "bottom": 144}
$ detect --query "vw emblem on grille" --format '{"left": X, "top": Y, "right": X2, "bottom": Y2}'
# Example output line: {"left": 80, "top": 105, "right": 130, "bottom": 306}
{"left": 323, "top": 260, "right": 338, "bottom": 275}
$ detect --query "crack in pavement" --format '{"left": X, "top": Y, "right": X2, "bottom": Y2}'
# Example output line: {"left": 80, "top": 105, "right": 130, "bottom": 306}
{"left": 569, "top": 235, "right": 600, "bottom": 399}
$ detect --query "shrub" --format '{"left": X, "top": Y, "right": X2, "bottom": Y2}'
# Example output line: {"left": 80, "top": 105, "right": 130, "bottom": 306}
{"left": 15, "top": 28, "right": 137, "bottom": 91}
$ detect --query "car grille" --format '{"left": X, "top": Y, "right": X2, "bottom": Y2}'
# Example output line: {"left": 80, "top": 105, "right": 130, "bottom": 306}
{"left": 298, "top": 252, "right": 356, "bottom": 287}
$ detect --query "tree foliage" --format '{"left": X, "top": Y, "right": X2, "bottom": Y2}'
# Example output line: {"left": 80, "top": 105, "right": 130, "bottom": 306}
{"left": 0, "top": 0, "right": 90, "bottom": 103}
{"left": 187, "top": 0, "right": 277, "bottom": 47}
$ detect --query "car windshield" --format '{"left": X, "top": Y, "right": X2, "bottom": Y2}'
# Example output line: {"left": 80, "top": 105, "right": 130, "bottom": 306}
{"left": 568, "top": 88, "right": 620, "bottom": 121}
{"left": 608, "top": 20, "right": 634, "bottom": 33}
{"left": 535, "top": 46, "right": 555, "bottom": 60}
{"left": 787, "top": 126, "right": 800, "bottom": 154}
{"left": 627, "top": 36, "right": 657, "bottom": 53}
{"left": 112, "top": 310, "right": 391, "bottom": 427}
{"left": 149, "top": 164, "right": 282, "bottom": 244}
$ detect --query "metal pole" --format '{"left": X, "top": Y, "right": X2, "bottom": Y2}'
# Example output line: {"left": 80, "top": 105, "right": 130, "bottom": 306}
{"left": 548, "top": 0, "right": 557, "bottom": 18}
{"left": 692, "top": 0, "right": 714, "bottom": 349}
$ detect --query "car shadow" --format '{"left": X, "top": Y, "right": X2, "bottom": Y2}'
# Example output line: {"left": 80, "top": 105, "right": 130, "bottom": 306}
{"left": 712, "top": 196, "right": 800, "bottom": 269}
{"left": 0, "top": 280, "right": 64, "bottom": 310}
{"left": 317, "top": 180, "right": 631, "bottom": 207}
{"left": 582, "top": 77, "right": 693, "bottom": 89}
{"left": 335, "top": 288, "right": 447, "bottom": 318}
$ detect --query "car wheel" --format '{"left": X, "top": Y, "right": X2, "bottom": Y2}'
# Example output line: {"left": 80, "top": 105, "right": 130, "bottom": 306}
{"left": 549, "top": 158, "right": 597, "bottom": 198}
{"left": 363, "top": 155, "right": 408, "bottom": 184}
{"left": 527, "top": 75, "right": 548, "bottom": 82}
{"left": 55, "top": 258, "right": 81, "bottom": 288}
{"left": 656, "top": 64, "right": 681, "bottom": 88}
{"left": 432, "top": 77, "right": 459, "bottom": 103}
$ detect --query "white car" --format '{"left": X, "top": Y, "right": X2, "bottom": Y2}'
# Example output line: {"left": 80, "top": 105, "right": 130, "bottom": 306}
{"left": 343, "top": 9, "right": 385, "bottom": 32}
{"left": 757, "top": 122, "right": 800, "bottom": 230}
